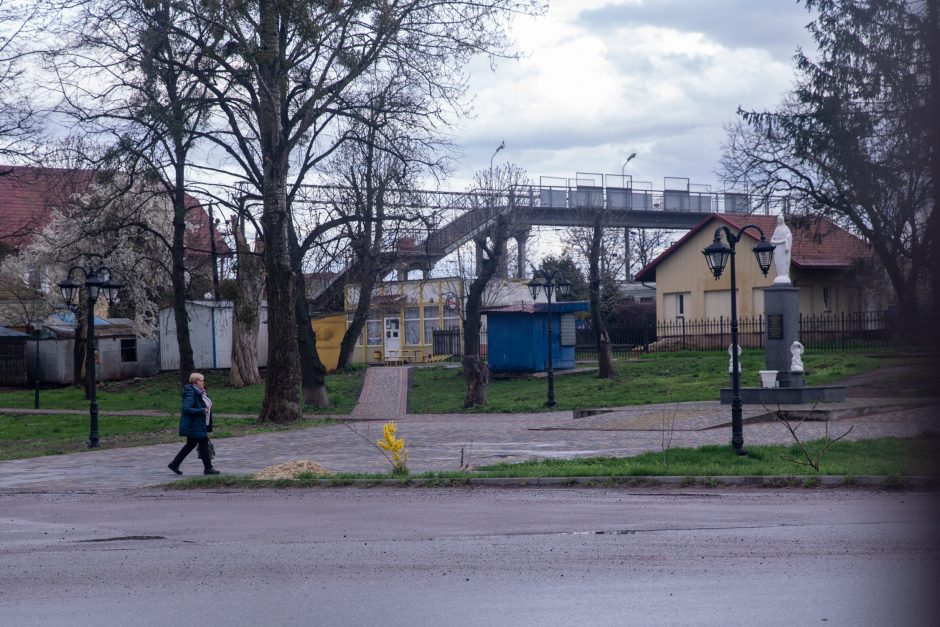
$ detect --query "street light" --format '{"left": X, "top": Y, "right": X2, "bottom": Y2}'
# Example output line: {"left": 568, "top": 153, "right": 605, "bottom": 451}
{"left": 621, "top": 152, "right": 636, "bottom": 181}
{"left": 702, "top": 225, "right": 774, "bottom": 455}
{"left": 528, "top": 269, "right": 571, "bottom": 407}
{"left": 59, "top": 265, "right": 122, "bottom": 448}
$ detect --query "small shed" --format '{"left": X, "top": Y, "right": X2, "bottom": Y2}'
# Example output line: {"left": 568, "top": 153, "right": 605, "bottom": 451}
{"left": 484, "top": 301, "right": 590, "bottom": 373}
{"left": 0, "top": 326, "right": 29, "bottom": 385}
{"left": 24, "top": 315, "right": 158, "bottom": 384}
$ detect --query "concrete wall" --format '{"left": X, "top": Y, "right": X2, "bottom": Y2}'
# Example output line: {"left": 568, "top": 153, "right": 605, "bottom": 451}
{"left": 25, "top": 337, "right": 158, "bottom": 384}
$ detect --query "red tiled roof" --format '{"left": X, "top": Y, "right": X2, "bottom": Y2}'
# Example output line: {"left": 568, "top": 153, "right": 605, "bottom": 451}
{"left": 0, "top": 165, "right": 229, "bottom": 255}
{"left": 634, "top": 213, "right": 870, "bottom": 282}
{"left": 0, "top": 166, "right": 95, "bottom": 249}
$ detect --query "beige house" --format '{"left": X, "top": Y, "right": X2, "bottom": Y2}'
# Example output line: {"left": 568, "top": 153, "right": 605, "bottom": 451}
{"left": 635, "top": 214, "right": 880, "bottom": 322}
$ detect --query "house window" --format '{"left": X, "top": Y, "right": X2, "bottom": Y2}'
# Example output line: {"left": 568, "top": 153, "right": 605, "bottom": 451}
{"left": 422, "top": 305, "right": 440, "bottom": 345}
{"left": 366, "top": 319, "right": 382, "bottom": 346}
{"left": 404, "top": 307, "right": 420, "bottom": 345}
{"left": 823, "top": 287, "right": 832, "bottom": 312}
{"left": 677, "top": 293, "right": 685, "bottom": 316}
{"left": 120, "top": 338, "right": 137, "bottom": 362}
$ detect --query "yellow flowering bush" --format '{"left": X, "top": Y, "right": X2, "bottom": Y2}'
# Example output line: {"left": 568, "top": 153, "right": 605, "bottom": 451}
{"left": 377, "top": 421, "right": 408, "bottom": 475}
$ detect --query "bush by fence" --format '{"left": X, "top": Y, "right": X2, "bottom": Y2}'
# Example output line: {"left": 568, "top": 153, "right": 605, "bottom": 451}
{"left": 576, "top": 311, "right": 903, "bottom": 357}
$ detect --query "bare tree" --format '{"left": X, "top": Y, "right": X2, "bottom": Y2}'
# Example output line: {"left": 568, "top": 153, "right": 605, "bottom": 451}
{"left": 463, "top": 163, "right": 530, "bottom": 408}
{"left": 0, "top": 1, "right": 48, "bottom": 165}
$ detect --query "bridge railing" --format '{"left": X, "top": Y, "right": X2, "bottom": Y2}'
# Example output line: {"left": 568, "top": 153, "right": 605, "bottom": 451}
{"left": 535, "top": 175, "right": 789, "bottom": 216}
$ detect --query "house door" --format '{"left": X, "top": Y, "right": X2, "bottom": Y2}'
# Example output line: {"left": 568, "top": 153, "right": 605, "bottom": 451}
{"left": 384, "top": 317, "right": 402, "bottom": 360}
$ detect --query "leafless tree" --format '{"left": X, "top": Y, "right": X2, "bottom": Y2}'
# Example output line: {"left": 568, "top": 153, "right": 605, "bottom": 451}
{"left": 463, "top": 162, "right": 530, "bottom": 408}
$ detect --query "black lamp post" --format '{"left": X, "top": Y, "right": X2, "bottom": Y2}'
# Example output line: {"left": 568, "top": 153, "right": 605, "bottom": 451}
{"left": 59, "top": 265, "right": 122, "bottom": 448}
{"left": 528, "top": 269, "right": 571, "bottom": 407}
{"left": 702, "top": 225, "right": 775, "bottom": 455}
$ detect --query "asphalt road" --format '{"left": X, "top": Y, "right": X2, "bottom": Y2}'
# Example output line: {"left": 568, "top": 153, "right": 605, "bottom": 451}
{"left": 2, "top": 487, "right": 938, "bottom": 626}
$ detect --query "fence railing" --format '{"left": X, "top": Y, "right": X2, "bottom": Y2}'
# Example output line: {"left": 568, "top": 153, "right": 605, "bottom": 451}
{"left": 431, "top": 327, "right": 488, "bottom": 361}
{"left": 576, "top": 311, "right": 902, "bottom": 357}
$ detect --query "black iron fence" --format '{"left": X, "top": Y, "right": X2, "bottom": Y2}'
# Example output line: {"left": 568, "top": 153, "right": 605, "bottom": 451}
{"left": 576, "top": 311, "right": 902, "bottom": 357}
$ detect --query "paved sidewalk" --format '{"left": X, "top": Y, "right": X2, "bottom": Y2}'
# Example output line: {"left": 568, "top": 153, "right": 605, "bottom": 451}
{"left": 351, "top": 366, "right": 408, "bottom": 420}
{"left": 0, "top": 366, "right": 938, "bottom": 493}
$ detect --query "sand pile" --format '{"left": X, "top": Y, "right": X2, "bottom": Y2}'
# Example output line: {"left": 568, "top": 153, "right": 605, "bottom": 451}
{"left": 254, "top": 460, "right": 332, "bottom": 480}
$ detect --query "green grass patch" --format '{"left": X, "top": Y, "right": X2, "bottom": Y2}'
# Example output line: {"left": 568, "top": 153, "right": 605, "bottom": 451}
{"left": 471, "top": 437, "right": 939, "bottom": 477}
{"left": 408, "top": 350, "right": 917, "bottom": 413}
{"left": 163, "top": 437, "right": 939, "bottom": 489}
{"left": 0, "top": 412, "right": 335, "bottom": 461}
{"left": 0, "top": 366, "right": 366, "bottom": 415}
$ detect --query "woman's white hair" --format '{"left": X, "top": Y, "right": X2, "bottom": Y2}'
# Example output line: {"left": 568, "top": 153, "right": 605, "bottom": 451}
{"left": 189, "top": 372, "right": 205, "bottom": 384}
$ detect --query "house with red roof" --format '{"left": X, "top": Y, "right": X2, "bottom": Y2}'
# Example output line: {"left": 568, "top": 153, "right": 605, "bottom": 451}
{"left": 634, "top": 213, "right": 885, "bottom": 322}
{"left": 0, "top": 165, "right": 229, "bottom": 310}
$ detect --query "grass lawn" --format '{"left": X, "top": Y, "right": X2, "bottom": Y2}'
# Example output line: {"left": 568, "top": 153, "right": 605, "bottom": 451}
{"left": 408, "top": 350, "right": 917, "bottom": 413}
{"left": 167, "top": 437, "right": 939, "bottom": 488}
{"left": 0, "top": 366, "right": 366, "bottom": 460}
{"left": 0, "top": 412, "right": 336, "bottom": 460}
{"left": 0, "top": 366, "right": 367, "bottom": 415}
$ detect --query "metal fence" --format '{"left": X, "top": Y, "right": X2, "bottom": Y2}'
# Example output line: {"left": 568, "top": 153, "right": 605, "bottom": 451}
{"left": 576, "top": 311, "right": 902, "bottom": 357}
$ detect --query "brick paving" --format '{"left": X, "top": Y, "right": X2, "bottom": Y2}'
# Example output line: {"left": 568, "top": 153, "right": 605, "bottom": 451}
{"left": 0, "top": 365, "right": 937, "bottom": 493}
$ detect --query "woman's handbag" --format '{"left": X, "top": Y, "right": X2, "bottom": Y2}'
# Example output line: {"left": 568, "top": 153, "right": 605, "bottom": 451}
{"left": 198, "top": 439, "right": 216, "bottom": 460}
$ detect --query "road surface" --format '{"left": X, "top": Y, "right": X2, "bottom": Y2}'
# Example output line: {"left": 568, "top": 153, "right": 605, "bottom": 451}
{"left": 2, "top": 487, "right": 938, "bottom": 626}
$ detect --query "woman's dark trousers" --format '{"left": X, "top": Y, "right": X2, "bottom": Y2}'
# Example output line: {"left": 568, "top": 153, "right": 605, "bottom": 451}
{"left": 170, "top": 437, "right": 212, "bottom": 470}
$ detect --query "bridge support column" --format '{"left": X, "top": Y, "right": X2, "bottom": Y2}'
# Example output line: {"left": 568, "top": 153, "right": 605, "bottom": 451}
{"left": 496, "top": 238, "right": 509, "bottom": 279}
{"left": 515, "top": 229, "right": 530, "bottom": 279}
{"left": 625, "top": 228, "right": 632, "bottom": 282}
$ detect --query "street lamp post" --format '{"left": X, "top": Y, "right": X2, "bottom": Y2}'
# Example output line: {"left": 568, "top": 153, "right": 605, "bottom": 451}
{"left": 528, "top": 269, "right": 571, "bottom": 407}
{"left": 59, "top": 265, "right": 122, "bottom": 448}
{"left": 702, "top": 225, "right": 775, "bottom": 455}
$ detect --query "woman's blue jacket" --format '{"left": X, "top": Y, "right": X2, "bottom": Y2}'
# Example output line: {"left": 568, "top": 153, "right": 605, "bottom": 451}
{"left": 179, "top": 384, "right": 209, "bottom": 438}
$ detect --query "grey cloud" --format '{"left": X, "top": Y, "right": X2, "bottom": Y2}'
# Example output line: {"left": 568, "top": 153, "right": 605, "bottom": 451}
{"left": 575, "top": 0, "right": 816, "bottom": 59}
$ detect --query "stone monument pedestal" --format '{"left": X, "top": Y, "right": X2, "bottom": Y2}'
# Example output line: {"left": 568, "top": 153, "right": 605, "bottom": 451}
{"left": 720, "top": 283, "right": 844, "bottom": 405}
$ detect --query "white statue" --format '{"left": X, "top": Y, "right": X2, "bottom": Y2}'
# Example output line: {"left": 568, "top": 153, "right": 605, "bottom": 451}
{"left": 727, "top": 344, "right": 741, "bottom": 373}
{"left": 770, "top": 213, "right": 792, "bottom": 285}
{"left": 790, "top": 341, "right": 804, "bottom": 372}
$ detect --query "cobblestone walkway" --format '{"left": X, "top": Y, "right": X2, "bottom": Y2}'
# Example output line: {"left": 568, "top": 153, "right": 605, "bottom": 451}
{"left": 0, "top": 367, "right": 937, "bottom": 493}
{"left": 351, "top": 366, "right": 408, "bottom": 420}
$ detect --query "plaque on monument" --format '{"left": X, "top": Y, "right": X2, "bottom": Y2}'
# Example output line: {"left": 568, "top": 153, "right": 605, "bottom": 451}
{"left": 767, "top": 314, "right": 783, "bottom": 340}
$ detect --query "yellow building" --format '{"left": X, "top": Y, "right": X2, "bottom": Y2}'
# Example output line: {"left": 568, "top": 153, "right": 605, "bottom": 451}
{"left": 343, "top": 277, "right": 465, "bottom": 364}
{"left": 635, "top": 214, "right": 879, "bottom": 322}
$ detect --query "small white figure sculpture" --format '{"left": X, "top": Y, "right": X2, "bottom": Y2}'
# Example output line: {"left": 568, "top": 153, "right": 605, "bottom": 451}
{"left": 790, "top": 341, "right": 804, "bottom": 372}
{"left": 770, "top": 213, "right": 792, "bottom": 285}
{"left": 728, "top": 344, "right": 741, "bottom": 373}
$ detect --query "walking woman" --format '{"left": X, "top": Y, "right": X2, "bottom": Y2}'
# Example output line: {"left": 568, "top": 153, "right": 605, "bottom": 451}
{"left": 168, "top": 372, "right": 220, "bottom": 475}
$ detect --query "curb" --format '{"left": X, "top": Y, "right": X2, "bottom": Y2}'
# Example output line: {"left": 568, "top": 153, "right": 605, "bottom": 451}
{"left": 172, "top": 474, "right": 939, "bottom": 490}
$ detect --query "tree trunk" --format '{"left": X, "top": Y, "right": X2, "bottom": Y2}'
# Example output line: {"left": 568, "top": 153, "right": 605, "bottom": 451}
{"left": 294, "top": 268, "right": 330, "bottom": 407}
{"left": 338, "top": 269, "right": 377, "bottom": 368}
{"left": 256, "top": 0, "right": 302, "bottom": 423}
{"left": 589, "top": 218, "right": 616, "bottom": 378}
{"left": 462, "top": 230, "right": 506, "bottom": 407}
{"left": 170, "top": 170, "right": 195, "bottom": 388}
{"left": 229, "top": 215, "right": 262, "bottom": 388}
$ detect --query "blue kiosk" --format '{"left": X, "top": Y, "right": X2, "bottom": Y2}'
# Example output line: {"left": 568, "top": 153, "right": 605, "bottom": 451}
{"left": 484, "top": 301, "right": 590, "bottom": 373}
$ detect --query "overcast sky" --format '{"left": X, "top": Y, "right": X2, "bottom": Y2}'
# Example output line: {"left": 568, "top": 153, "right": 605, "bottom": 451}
{"left": 446, "top": 0, "right": 817, "bottom": 192}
